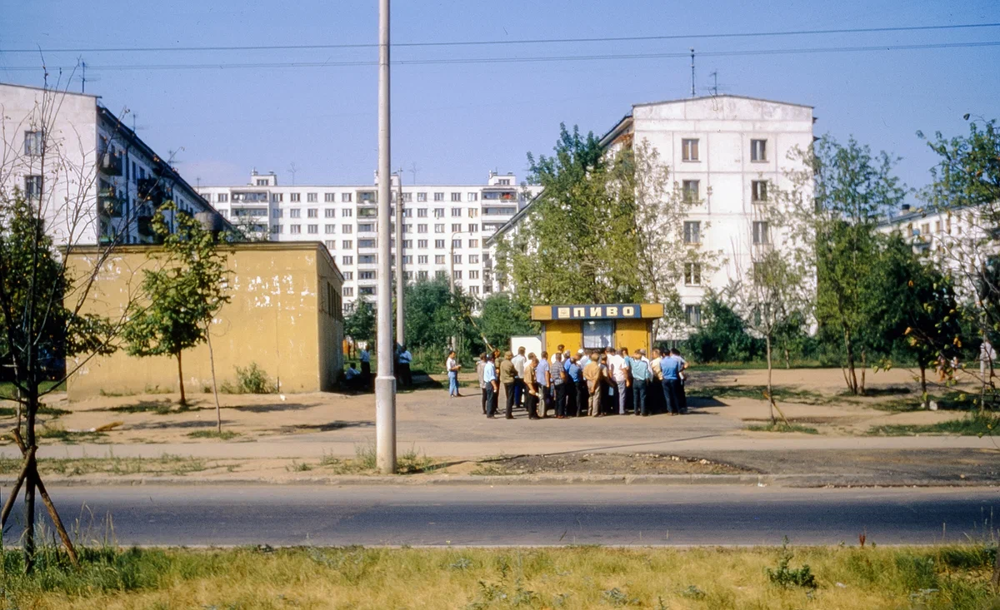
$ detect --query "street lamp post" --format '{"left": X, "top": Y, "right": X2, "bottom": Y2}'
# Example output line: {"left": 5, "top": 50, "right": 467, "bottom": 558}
{"left": 375, "top": 0, "right": 396, "bottom": 474}
{"left": 395, "top": 172, "right": 405, "bottom": 348}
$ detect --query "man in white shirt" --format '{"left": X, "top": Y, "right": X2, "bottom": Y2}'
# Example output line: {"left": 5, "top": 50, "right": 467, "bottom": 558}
{"left": 511, "top": 347, "right": 527, "bottom": 409}
{"left": 578, "top": 349, "right": 591, "bottom": 368}
{"left": 551, "top": 344, "right": 565, "bottom": 364}
{"left": 609, "top": 348, "right": 629, "bottom": 415}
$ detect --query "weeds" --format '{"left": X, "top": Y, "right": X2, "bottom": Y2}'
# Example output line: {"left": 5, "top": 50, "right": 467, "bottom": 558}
{"left": 767, "top": 540, "right": 817, "bottom": 589}
{"left": 186, "top": 430, "right": 241, "bottom": 440}
{"left": 866, "top": 413, "right": 1000, "bottom": 436}
{"left": 688, "top": 385, "right": 829, "bottom": 405}
{"left": 221, "top": 363, "right": 275, "bottom": 394}
{"left": 746, "top": 422, "right": 820, "bottom": 434}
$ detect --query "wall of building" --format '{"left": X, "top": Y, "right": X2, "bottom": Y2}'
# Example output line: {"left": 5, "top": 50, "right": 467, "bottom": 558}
{"left": 65, "top": 242, "right": 343, "bottom": 400}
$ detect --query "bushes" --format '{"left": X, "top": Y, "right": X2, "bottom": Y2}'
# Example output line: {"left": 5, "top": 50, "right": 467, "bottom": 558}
{"left": 686, "top": 296, "right": 765, "bottom": 363}
{"left": 221, "top": 363, "right": 274, "bottom": 394}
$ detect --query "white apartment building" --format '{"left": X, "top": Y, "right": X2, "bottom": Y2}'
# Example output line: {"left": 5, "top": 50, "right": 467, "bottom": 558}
{"left": 489, "top": 94, "right": 815, "bottom": 337}
{"left": 0, "top": 82, "right": 220, "bottom": 246}
{"left": 199, "top": 171, "right": 540, "bottom": 311}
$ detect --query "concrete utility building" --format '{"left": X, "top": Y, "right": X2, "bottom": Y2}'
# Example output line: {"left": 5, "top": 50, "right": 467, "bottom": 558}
{"left": 65, "top": 242, "right": 344, "bottom": 400}
{"left": 198, "top": 170, "right": 542, "bottom": 311}
{"left": 0, "top": 82, "right": 222, "bottom": 246}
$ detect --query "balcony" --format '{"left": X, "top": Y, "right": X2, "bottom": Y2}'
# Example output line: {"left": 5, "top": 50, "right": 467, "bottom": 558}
{"left": 98, "top": 150, "right": 123, "bottom": 176}
{"left": 137, "top": 214, "right": 155, "bottom": 237}
{"left": 98, "top": 187, "right": 124, "bottom": 218}
{"left": 137, "top": 178, "right": 173, "bottom": 207}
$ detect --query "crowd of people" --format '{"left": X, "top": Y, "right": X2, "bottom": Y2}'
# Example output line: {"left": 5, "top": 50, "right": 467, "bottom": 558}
{"left": 472, "top": 344, "right": 690, "bottom": 419}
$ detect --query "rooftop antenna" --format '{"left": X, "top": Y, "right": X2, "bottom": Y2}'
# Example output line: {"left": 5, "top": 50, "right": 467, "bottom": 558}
{"left": 710, "top": 70, "right": 719, "bottom": 96}
{"left": 288, "top": 161, "right": 298, "bottom": 186}
{"left": 690, "top": 48, "right": 696, "bottom": 97}
{"left": 81, "top": 60, "right": 86, "bottom": 93}
{"left": 409, "top": 162, "right": 419, "bottom": 185}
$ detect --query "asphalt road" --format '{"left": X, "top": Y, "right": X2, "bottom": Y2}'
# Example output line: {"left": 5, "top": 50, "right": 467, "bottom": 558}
{"left": 3, "top": 485, "right": 997, "bottom": 547}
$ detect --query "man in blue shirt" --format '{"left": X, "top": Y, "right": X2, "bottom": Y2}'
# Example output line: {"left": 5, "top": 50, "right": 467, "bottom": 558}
{"left": 483, "top": 354, "right": 499, "bottom": 418}
{"left": 631, "top": 349, "right": 651, "bottom": 416}
{"left": 535, "top": 351, "right": 550, "bottom": 418}
{"left": 566, "top": 354, "right": 585, "bottom": 417}
{"left": 660, "top": 352, "right": 683, "bottom": 415}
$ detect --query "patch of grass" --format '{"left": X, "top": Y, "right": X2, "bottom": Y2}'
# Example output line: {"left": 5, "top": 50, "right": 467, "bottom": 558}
{"left": 220, "top": 362, "right": 275, "bottom": 394}
{"left": 185, "top": 430, "right": 241, "bottom": 440}
{"left": 689, "top": 385, "right": 829, "bottom": 405}
{"left": 866, "top": 413, "right": 1000, "bottom": 436}
{"left": 287, "top": 460, "right": 312, "bottom": 472}
{"left": 687, "top": 361, "right": 825, "bottom": 371}
{"left": 746, "top": 422, "right": 820, "bottom": 434}
{"left": 0, "top": 380, "right": 65, "bottom": 399}
{"left": 0, "top": 403, "right": 71, "bottom": 419}
{"left": 871, "top": 391, "right": 978, "bottom": 413}
{"left": 35, "top": 424, "right": 107, "bottom": 444}
{"left": 107, "top": 400, "right": 174, "bottom": 415}
{"left": 316, "top": 444, "right": 439, "bottom": 475}
{"left": 0, "top": 544, "right": 995, "bottom": 609}
{"left": 0, "top": 454, "right": 209, "bottom": 477}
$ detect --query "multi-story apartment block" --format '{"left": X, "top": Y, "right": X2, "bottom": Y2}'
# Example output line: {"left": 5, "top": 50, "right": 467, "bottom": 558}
{"left": 199, "top": 170, "right": 540, "bottom": 311}
{"left": 0, "top": 83, "right": 221, "bottom": 246}
{"left": 489, "top": 94, "right": 815, "bottom": 338}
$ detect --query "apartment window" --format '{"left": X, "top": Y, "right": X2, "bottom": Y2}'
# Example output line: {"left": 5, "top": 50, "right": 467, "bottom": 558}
{"left": 417, "top": 192, "right": 427, "bottom": 202}
{"left": 418, "top": 255, "right": 429, "bottom": 264}
{"left": 451, "top": 207, "right": 462, "bottom": 217}
{"left": 418, "top": 271, "right": 428, "bottom": 280}
{"left": 402, "top": 208, "right": 412, "bottom": 217}
{"left": 418, "top": 224, "right": 428, "bottom": 234}
{"left": 751, "top": 139, "right": 767, "bottom": 162}
{"left": 403, "top": 240, "right": 412, "bottom": 248}
{"left": 359, "top": 191, "right": 376, "bottom": 203}
{"left": 417, "top": 208, "right": 428, "bottom": 218}
{"left": 307, "top": 193, "right": 318, "bottom": 203}
{"left": 325, "top": 193, "right": 336, "bottom": 202}
{"left": 343, "top": 225, "right": 353, "bottom": 234}
{"left": 934, "top": 220, "right": 942, "bottom": 233}
{"left": 290, "top": 193, "right": 301, "bottom": 202}
{"left": 682, "top": 180, "right": 700, "bottom": 203}
{"left": 290, "top": 209, "right": 301, "bottom": 218}
{"left": 342, "top": 255, "right": 354, "bottom": 265}
{"left": 325, "top": 240, "right": 335, "bottom": 250}
{"left": 218, "top": 193, "right": 229, "bottom": 203}
{"left": 359, "top": 271, "right": 376, "bottom": 280}
{"left": 403, "top": 271, "right": 413, "bottom": 281}
{"left": 307, "top": 208, "right": 318, "bottom": 218}
{"left": 289, "top": 225, "right": 302, "bottom": 234}
{"left": 450, "top": 192, "right": 461, "bottom": 202}
{"left": 321, "top": 209, "right": 332, "bottom": 218}
{"left": 435, "top": 255, "right": 445, "bottom": 264}
{"left": 272, "top": 209, "right": 284, "bottom": 220}
{"left": 418, "top": 239, "right": 428, "bottom": 248}
{"left": 469, "top": 255, "right": 480, "bottom": 264}
{"left": 271, "top": 224, "right": 282, "bottom": 234}
{"left": 341, "top": 193, "right": 352, "bottom": 202}
{"left": 325, "top": 224, "right": 336, "bottom": 234}
{"left": 402, "top": 255, "right": 413, "bottom": 264}
{"left": 751, "top": 180, "right": 768, "bottom": 202}
{"left": 402, "top": 192, "right": 412, "bottom": 202}
{"left": 684, "top": 263, "right": 702, "bottom": 285}
{"left": 435, "top": 239, "right": 445, "bottom": 249}
{"left": 448, "top": 223, "right": 459, "bottom": 233}
{"left": 685, "top": 304, "right": 702, "bottom": 327}
{"left": 683, "top": 221, "right": 701, "bottom": 244}
{"left": 682, "top": 138, "right": 699, "bottom": 162}
{"left": 359, "top": 239, "right": 376, "bottom": 248}
{"left": 468, "top": 239, "right": 479, "bottom": 248}
{"left": 271, "top": 193, "right": 284, "bottom": 203}
{"left": 468, "top": 224, "right": 478, "bottom": 233}
{"left": 359, "top": 255, "right": 376, "bottom": 264}
{"left": 453, "top": 254, "right": 462, "bottom": 264}
{"left": 342, "top": 209, "right": 353, "bottom": 217}
{"left": 403, "top": 224, "right": 412, "bottom": 233}
{"left": 307, "top": 224, "right": 318, "bottom": 234}
{"left": 753, "top": 221, "right": 770, "bottom": 245}
{"left": 24, "top": 175, "right": 42, "bottom": 199}
{"left": 467, "top": 209, "right": 478, "bottom": 219}
{"left": 433, "top": 208, "right": 444, "bottom": 218}
{"left": 434, "top": 192, "right": 445, "bottom": 202}
{"left": 469, "top": 270, "right": 479, "bottom": 279}
{"left": 343, "top": 271, "right": 353, "bottom": 280}
{"left": 342, "top": 240, "right": 353, "bottom": 249}
{"left": 24, "top": 130, "right": 44, "bottom": 156}
{"left": 436, "top": 270, "right": 447, "bottom": 280}
{"left": 435, "top": 224, "right": 445, "bottom": 234}
{"left": 453, "top": 270, "right": 463, "bottom": 280}
{"left": 467, "top": 192, "right": 478, "bottom": 202}
{"left": 343, "top": 287, "right": 354, "bottom": 297}
{"left": 452, "top": 239, "right": 462, "bottom": 249}
{"left": 470, "top": 286, "right": 480, "bottom": 295}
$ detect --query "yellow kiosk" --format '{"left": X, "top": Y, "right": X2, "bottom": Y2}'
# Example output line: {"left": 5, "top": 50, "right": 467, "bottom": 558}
{"left": 530, "top": 303, "right": 664, "bottom": 356}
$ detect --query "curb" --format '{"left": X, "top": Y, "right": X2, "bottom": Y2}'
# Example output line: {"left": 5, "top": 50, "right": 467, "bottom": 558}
{"left": 2, "top": 473, "right": 995, "bottom": 488}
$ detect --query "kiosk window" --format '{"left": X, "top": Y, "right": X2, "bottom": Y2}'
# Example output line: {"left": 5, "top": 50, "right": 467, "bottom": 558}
{"left": 583, "top": 320, "right": 614, "bottom": 349}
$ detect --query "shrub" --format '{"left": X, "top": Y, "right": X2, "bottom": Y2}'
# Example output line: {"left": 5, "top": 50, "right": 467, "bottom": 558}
{"left": 767, "top": 540, "right": 817, "bottom": 589}
{"left": 222, "top": 363, "right": 274, "bottom": 394}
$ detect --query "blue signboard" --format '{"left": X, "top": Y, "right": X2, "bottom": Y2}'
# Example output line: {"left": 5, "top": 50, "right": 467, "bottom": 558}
{"left": 550, "top": 304, "right": 642, "bottom": 320}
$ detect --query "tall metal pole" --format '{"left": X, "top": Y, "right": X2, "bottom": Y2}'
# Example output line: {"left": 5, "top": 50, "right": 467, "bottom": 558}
{"left": 395, "top": 172, "right": 405, "bottom": 347}
{"left": 375, "top": 0, "right": 396, "bottom": 474}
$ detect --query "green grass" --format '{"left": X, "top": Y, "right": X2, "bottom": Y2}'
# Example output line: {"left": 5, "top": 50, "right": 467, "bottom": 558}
{"left": 866, "top": 413, "right": 1000, "bottom": 436}
{"left": 870, "top": 391, "right": 979, "bottom": 413}
{"left": 0, "top": 454, "right": 208, "bottom": 477}
{"left": 0, "top": 403, "right": 71, "bottom": 418}
{"left": 318, "top": 443, "right": 440, "bottom": 475}
{"left": 687, "top": 361, "right": 825, "bottom": 371}
{"left": 689, "top": 384, "right": 830, "bottom": 405}
{"left": 185, "top": 430, "right": 241, "bottom": 440}
{"left": 35, "top": 424, "right": 107, "bottom": 444}
{"left": 106, "top": 400, "right": 175, "bottom": 415}
{"left": 746, "top": 422, "right": 820, "bottom": 434}
{"left": 0, "top": 544, "right": 994, "bottom": 609}
{"left": 0, "top": 380, "right": 65, "bottom": 399}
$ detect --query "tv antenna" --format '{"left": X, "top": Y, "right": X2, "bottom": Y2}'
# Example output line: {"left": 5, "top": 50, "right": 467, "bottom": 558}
{"left": 409, "top": 162, "right": 419, "bottom": 185}
{"left": 690, "top": 48, "right": 696, "bottom": 97}
{"left": 288, "top": 161, "right": 299, "bottom": 186}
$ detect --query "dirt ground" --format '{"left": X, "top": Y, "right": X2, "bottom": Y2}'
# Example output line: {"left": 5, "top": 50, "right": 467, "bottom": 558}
{"left": 0, "top": 366, "right": 984, "bottom": 447}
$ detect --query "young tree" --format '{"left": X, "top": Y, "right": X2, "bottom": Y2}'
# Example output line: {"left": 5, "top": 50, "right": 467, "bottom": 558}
{"left": 122, "top": 203, "right": 231, "bottom": 410}
{"left": 344, "top": 298, "right": 376, "bottom": 345}
{"left": 403, "top": 277, "right": 480, "bottom": 360}
{"left": 477, "top": 293, "right": 539, "bottom": 352}
{"left": 810, "top": 136, "right": 906, "bottom": 395}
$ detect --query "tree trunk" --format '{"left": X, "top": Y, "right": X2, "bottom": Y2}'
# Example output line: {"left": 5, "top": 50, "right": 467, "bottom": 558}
{"left": 176, "top": 350, "right": 187, "bottom": 407}
{"left": 919, "top": 362, "right": 928, "bottom": 408}
{"left": 860, "top": 349, "right": 867, "bottom": 396}
{"left": 784, "top": 347, "right": 790, "bottom": 370}
{"left": 844, "top": 329, "right": 859, "bottom": 395}
{"left": 23, "top": 387, "right": 37, "bottom": 573}
{"left": 766, "top": 335, "right": 775, "bottom": 424}
{"left": 207, "top": 327, "right": 222, "bottom": 434}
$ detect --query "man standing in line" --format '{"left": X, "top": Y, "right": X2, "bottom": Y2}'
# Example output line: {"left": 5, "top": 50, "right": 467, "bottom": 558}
{"left": 499, "top": 351, "right": 518, "bottom": 419}
{"left": 578, "top": 349, "right": 590, "bottom": 368}
{"left": 536, "top": 351, "right": 550, "bottom": 418}
{"left": 446, "top": 350, "right": 462, "bottom": 398}
{"left": 483, "top": 354, "right": 499, "bottom": 418}
{"left": 649, "top": 348, "right": 664, "bottom": 414}
{"left": 476, "top": 352, "right": 488, "bottom": 415}
{"left": 511, "top": 346, "right": 527, "bottom": 411}
{"left": 359, "top": 345, "right": 371, "bottom": 391}
{"left": 524, "top": 353, "right": 540, "bottom": 419}
{"left": 610, "top": 348, "right": 629, "bottom": 415}
{"left": 552, "top": 345, "right": 565, "bottom": 364}
{"left": 583, "top": 350, "right": 602, "bottom": 417}
{"left": 566, "top": 353, "right": 585, "bottom": 417}
{"left": 670, "top": 347, "right": 689, "bottom": 414}
{"left": 398, "top": 345, "right": 413, "bottom": 387}
{"left": 631, "top": 348, "right": 651, "bottom": 416}
{"left": 621, "top": 347, "right": 633, "bottom": 414}
{"left": 661, "top": 349, "right": 682, "bottom": 415}
{"left": 551, "top": 352, "right": 567, "bottom": 419}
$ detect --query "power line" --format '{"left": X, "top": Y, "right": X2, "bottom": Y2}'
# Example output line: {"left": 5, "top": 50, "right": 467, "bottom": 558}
{"left": 0, "top": 22, "right": 998, "bottom": 54}
{"left": 2, "top": 40, "right": 998, "bottom": 71}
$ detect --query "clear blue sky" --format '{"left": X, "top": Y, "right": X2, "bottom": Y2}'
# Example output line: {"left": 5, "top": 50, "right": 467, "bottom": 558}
{"left": 2, "top": 0, "right": 998, "bottom": 194}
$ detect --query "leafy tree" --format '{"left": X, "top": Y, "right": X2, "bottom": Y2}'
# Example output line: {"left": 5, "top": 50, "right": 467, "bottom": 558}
{"left": 123, "top": 203, "right": 231, "bottom": 408}
{"left": 403, "top": 277, "right": 480, "bottom": 361}
{"left": 477, "top": 293, "right": 539, "bottom": 352}
{"left": 686, "top": 294, "right": 764, "bottom": 363}
{"left": 811, "top": 136, "right": 906, "bottom": 395}
{"left": 344, "top": 298, "right": 376, "bottom": 345}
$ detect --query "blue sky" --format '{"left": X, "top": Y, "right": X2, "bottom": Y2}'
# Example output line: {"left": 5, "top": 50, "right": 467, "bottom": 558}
{"left": 1, "top": 0, "right": 998, "bottom": 194}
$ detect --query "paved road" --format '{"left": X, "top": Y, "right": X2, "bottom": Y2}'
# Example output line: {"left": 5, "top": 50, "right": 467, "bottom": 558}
{"left": 3, "top": 485, "right": 996, "bottom": 547}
